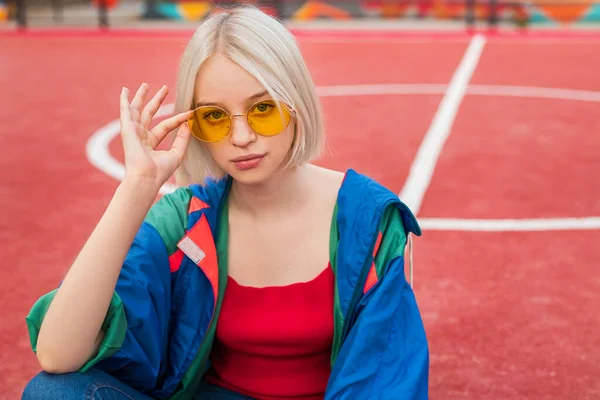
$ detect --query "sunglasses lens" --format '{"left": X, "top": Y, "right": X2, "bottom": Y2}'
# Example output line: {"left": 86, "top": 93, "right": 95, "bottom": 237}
{"left": 248, "top": 100, "right": 291, "bottom": 136}
{"left": 189, "top": 106, "right": 231, "bottom": 142}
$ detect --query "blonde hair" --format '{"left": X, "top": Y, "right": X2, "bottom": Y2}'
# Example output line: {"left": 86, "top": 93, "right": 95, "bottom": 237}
{"left": 174, "top": 5, "right": 325, "bottom": 186}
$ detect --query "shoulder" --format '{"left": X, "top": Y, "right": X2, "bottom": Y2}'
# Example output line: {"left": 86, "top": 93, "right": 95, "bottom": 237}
{"left": 142, "top": 177, "right": 230, "bottom": 255}
{"left": 372, "top": 205, "right": 409, "bottom": 276}
{"left": 143, "top": 187, "right": 195, "bottom": 255}
{"left": 338, "top": 168, "right": 421, "bottom": 237}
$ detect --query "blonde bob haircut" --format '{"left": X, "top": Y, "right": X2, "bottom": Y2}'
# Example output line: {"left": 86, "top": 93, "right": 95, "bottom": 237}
{"left": 174, "top": 5, "right": 325, "bottom": 186}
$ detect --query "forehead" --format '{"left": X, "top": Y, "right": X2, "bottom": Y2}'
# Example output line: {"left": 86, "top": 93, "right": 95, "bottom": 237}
{"left": 195, "top": 54, "right": 266, "bottom": 105}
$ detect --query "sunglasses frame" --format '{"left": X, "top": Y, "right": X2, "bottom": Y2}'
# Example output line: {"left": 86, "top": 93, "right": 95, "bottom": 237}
{"left": 187, "top": 99, "right": 295, "bottom": 143}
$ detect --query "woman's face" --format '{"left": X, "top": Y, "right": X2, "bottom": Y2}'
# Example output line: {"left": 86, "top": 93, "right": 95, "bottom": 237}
{"left": 193, "top": 53, "right": 295, "bottom": 185}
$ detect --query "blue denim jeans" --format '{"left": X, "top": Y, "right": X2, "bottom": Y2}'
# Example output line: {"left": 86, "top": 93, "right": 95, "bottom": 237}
{"left": 22, "top": 368, "right": 255, "bottom": 400}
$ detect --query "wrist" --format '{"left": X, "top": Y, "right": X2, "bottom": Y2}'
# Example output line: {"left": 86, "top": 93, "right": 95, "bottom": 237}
{"left": 118, "top": 178, "right": 161, "bottom": 205}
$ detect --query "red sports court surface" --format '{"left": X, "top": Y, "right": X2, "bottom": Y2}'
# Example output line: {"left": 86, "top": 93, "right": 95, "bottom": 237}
{"left": 1, "top": 30, "right": 599, "bottom": 399}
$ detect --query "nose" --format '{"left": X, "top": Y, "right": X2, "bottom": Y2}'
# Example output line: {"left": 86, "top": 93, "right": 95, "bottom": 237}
{"left": 229, "top": 114, "right": 256, "bottom": 147}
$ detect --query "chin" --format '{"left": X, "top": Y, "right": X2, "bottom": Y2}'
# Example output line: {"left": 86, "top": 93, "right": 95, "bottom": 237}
{"left": 222, "top": 153, "right": 293, "bottom": 186}
{"left": 226, "top": 164, "right": 276, "bottom": 186}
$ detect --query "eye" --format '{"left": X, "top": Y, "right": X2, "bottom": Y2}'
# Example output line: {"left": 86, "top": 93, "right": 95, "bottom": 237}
{"left": 252, "top": 101, "right": 274, "bottom": 114}
{"left": 204, "top": 110, "right": 224, "bottom": 120}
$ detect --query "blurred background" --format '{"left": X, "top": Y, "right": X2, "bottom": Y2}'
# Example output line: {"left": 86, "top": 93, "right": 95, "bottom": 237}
{"left": 2, "top": 0, "right": 600, "bottom": 28}
{"left": 1, "top": 1, "right": 599, "bottom": 400}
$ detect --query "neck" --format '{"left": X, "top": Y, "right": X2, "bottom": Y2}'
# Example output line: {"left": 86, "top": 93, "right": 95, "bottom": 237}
{"left": 229, "top": 165, "right": 310, "bottom": 218}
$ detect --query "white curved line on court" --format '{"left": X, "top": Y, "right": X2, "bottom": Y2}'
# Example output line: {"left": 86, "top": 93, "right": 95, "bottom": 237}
{"left": 85, "top": 83, "right": 600, "bottom": 231}
{"left": 467, "top": 85, "right": 600, "bottom": 102}
{"left": 316, "top": 84, "right": 600, "bottom": 102}
{"left": 316, "top": 84, "right": 448, "bottom": 97}
{"left": 86, "top": 103, "right": 178, "bottom": 195}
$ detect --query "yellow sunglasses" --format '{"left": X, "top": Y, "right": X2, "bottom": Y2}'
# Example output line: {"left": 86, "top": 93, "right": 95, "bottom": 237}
{"left": 187, "top": 99, "right": 293, "bottom": 143}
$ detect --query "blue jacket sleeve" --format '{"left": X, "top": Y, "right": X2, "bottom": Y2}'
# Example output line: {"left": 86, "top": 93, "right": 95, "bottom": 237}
{"left": 326, "top": 204, "right": 429, "bottom": 399}
{"left": 93, "top": 221, "right": 172, "bottom": 394}
{"left": 326, "top": 257, "right": 429, "bottom": 399}
{"left": 25, "top": 221, "right": 172, "bottom": 396}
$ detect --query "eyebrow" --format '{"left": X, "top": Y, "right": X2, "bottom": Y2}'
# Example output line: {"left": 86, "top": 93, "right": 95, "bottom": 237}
{"left": 195, "top": 90, "right": 269, "bottom": 108}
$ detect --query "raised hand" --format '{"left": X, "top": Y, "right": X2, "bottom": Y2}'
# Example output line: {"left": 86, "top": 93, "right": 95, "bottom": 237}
{"left": 119, "top": 83, "right": 192, "bottom": 189}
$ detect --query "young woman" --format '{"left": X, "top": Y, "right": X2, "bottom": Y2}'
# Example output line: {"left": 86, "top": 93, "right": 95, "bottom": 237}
{"left": 23, "top": 6, "right": 429, "bottom": 400}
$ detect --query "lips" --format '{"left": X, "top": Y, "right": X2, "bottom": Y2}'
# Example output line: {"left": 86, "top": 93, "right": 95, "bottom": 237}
{"left": 231, "top": 154, "right": 264, "bottom": 162}
{"left": 231, "top": 154, "right": 265, "bottom": 170}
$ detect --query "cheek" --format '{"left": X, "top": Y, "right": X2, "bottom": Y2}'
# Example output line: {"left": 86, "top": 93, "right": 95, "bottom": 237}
{"left": 272, "top": 123, "right": 296, "bottom": 154}
{"left": 205, "top": 142, "right": 229, "bottom": 163}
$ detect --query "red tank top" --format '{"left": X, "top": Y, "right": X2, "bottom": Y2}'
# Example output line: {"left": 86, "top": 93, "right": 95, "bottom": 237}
{"left": 205, "top": 265, "right": 335, "bottom": 399}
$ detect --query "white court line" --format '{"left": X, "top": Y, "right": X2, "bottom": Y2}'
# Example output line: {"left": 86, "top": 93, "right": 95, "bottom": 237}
{"left": 86, "top": 83, "right": 600, "bottom": 231}
{"left": 419, "top": 217, "right": 600, "bottom": 231}
{"left": 399, "top": 34, "right": 487, "bottom": 215}
{"left": 86, "top": 119, "right": 124, "bottom": 182}
{"left": 85, "top": 106, "right": 179, "bottom": 194}
{"left": 316, "top": 84, "right": 447, "bottom": 97}
{"left": 467, "top": 85, "right": 600, "bottom": 102}
{"left": 317, "top": 84, "right": 600, "bottom": 102}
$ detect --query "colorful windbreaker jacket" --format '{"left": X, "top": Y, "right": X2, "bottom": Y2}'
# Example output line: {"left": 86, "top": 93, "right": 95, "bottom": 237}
{"left": 26, "top": 169, "right": 429, "bottom": 400}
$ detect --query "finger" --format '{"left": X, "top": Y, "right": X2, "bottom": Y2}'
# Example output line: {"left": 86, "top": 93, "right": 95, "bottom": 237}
{"left": 141, "top": 85, "right": 169, "bottom": 129}
{"left": 119, "top": 87, "right": 135, "bottom": 132}
{"left": 149, "top": 110, "right": 193, "bottom": 148}
{"left": 120, "top": 87, "right": 145, "bottom": 156}
{"left": 169, "top": 123, "right": 191, "bottom": 163}
{"left": 130, "top": 83, "right": 149, "bottom": 123}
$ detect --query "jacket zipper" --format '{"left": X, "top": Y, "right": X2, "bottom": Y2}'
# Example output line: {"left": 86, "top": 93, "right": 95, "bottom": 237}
{"left": 339, "top": 198, "right": 396, "bottom": 341}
